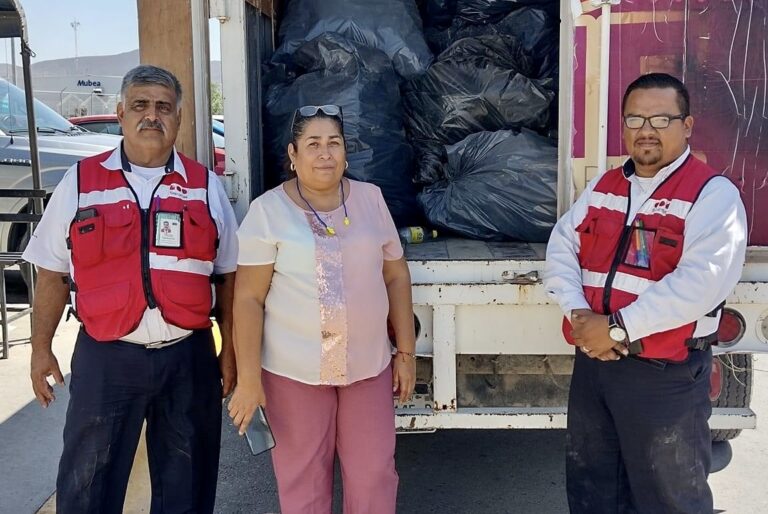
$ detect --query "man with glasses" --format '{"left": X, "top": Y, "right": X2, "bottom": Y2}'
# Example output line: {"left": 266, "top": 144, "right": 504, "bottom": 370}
{"left": 544, "top": 73, "right": 747, "bottom": 512}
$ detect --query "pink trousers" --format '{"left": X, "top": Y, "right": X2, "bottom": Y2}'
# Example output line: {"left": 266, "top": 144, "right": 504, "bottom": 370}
{"left": 262, "top": 367, "right": 399, "bottom": 514}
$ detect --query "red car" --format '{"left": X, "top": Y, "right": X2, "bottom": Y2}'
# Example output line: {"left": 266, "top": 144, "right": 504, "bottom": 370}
{"left": 69, "top": 114, "right": 226, "bottom": 175}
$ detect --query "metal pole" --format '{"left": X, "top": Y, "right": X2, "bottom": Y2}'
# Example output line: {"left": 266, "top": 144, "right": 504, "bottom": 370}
{"left": 21, "top": 42, "right": 42, "bottom": 204}
{"left": 597, "top": 3, "right": 611, "bottom": 176}
{"left": 59, "top": 87, "right": 68, "bottom": 115}
{"left": 590, "top": 0, "right": 619, "bottom": 176}
{"left": 10, "top": 38, "right": 16, "bottom": 85}
{"left": 191, "top": 0, "right": 213, "bottom": 169}
{"left": 70, "top": 19, "right": 80, "bottom": 73}
{"left": 21, "top": 42, "right": 42, "bottom": 317}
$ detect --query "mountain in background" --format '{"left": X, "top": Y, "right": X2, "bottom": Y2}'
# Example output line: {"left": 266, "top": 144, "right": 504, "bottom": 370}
{"left": 0, "top": 49, "right": 223, "bottom": 87}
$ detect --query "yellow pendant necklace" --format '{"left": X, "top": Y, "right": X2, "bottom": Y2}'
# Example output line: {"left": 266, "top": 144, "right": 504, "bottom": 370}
{"left": 297, "top": 179, "right": 350, "bottom": 236}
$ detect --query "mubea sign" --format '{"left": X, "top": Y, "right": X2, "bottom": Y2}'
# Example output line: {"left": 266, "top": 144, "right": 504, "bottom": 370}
{"left": 77, "top": 79, "right": 102, "bottom": 87}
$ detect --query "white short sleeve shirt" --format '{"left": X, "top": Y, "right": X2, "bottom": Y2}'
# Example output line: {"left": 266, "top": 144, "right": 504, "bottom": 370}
{"left": 23, "top": 146, "right": 239, "bottom": 344}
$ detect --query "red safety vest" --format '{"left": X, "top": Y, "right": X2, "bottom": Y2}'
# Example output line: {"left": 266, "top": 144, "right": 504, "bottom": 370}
{"left": 561, "top": 155, "right": 720, "bottom": 361}
{"left": 69, "top": 149, "right": 218, "bottom": 342}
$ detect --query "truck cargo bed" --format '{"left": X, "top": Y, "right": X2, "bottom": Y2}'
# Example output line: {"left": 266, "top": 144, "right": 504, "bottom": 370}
{"left": 404, "top": 238, "right": 546, "bottom": 262}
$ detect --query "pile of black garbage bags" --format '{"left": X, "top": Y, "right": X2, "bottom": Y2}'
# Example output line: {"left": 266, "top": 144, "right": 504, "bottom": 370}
{"left": 264, "top": 0, "right": 558, "bottom": 241}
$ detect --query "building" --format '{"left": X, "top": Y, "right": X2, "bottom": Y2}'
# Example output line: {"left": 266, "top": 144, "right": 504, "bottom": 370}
{"left": 0, "top": 49, "right": 222, "bottom": 118}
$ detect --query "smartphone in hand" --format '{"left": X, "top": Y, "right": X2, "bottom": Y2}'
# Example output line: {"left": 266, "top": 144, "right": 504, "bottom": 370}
{"left": 244, "top": 406, "right": 276, "bottom": 456}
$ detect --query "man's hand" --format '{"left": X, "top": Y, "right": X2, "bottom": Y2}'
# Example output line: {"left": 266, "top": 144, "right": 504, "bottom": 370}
{"left": 219, "top": 343, "right": 236, "bottom": 398}
{"left": 571, "top": 310, "right": 628, "bottom": 360}
{"left": 28, "top": 267, "right": 69, "bottom": 407}
{"left": 30, "top": 348, "right": 65, "bottom": 407}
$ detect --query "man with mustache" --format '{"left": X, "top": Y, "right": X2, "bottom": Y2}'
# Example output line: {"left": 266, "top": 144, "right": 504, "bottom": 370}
{"left": 25, "top": 65, "right": 238, "bottom": 513}
{"left": 544, "top": 73, "right": 747, "bottom": 513}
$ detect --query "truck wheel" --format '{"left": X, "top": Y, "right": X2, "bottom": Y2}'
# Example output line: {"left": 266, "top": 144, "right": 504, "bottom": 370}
{"left": 710, "top": 354, "right": 753, "bottom": 442}
{"left": 9, "top": 197, "right": 48, "bottom": 292}
{"left": 8, "top": 223, "right": 33, "bottom": 291}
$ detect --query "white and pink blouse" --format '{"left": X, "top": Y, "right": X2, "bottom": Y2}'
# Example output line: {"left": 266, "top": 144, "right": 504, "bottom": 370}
{"left": 236, "top": 179, "right": 404, "bottom": 386}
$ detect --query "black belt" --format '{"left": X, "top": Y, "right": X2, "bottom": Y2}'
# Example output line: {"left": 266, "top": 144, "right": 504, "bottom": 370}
{"left": 685, "top": 332, "right": 718, "bottom": 351}
{"left": 623, "top": 332, "right": 716, "bottom": 369}
{"left": 121, "top": 332, "right": 193, "bottom": 349}
{"left": 625, "top": 332, "right": 717, "bottom": 356}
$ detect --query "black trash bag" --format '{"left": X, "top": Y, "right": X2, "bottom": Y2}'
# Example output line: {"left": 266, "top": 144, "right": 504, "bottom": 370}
{"left": 418, "top": 0, "right": 458, "bottom": 28}
{"left": 265, "top": 34, "right": 421, "bottom": 227}
{"left": 403, "top": 34, "right": 554, "bottom": 170}
{"left": 426, "top": 7, "right": 558, "bottom": 79}
{"left": 419, "top": 129, "right": 557, "bottom": 242}
{"left": 405, "top": 34, "right": 554, "bottom": 183}
{"left": 437, "top": 33, "right": 534, "bottom": 73}
{"left": 456, "top": 0, "right": 559, "bottom": 23}
{"left": 272, "top": 0, "right": 433, "bottom": 80}
{"left": 412, "top": 138, "right": 448, "bottom": 184}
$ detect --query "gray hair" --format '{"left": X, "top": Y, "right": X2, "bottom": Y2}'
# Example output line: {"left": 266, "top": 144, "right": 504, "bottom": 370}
{"left": 121, "top": 65, "right": 182, "bottom": 107}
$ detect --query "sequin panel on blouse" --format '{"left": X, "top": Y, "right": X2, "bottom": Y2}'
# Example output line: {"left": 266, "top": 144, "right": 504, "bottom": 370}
{"left": 306, "top": 212, "right": 349, "bottom": 385}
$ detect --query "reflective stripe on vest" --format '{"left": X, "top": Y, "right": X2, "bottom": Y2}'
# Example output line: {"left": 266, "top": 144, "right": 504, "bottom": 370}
{"left": 69, "top": 149, "right": 218, "bottom": 342}
{"left": 561, "top": 155, "right": 720, "bottom": 361}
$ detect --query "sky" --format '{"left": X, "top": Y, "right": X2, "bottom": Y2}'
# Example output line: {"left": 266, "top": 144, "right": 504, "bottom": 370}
{"left": 0, "top": 0, "right": 221, "bottom": 64}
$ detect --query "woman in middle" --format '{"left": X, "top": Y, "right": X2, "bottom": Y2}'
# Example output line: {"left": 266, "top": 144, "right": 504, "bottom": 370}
{"left": 228, "top": 104, "right": 416, "bottom": 513}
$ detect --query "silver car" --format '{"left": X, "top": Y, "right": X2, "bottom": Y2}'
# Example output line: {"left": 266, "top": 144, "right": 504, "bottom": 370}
{"left": 0, "top": 78, "right": 121, "bottom": 254}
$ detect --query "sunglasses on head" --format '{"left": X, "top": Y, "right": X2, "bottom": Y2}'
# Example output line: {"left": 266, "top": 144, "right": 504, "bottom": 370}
{"left": 290, "top": 104, "right": 344, "bottom": 133}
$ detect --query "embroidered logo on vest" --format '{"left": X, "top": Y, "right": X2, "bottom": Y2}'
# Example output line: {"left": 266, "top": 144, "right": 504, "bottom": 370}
{"left": 651, "top": 199, "right": 671, "bottom": 215}
{"left": 169, "top": 183, "right": 189, "bottom": 199}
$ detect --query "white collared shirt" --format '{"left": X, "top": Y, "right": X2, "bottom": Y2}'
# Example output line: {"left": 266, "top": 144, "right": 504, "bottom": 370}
{"left": 544, "top": 147, "right": 748, "bottom": 341}
{"left": 23, "top": 146, "right": 239, "bottom": 344}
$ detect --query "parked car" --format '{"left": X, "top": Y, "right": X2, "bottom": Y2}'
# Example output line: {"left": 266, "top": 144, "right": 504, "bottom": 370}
{"left": 62, "top": 114, "right": 122, "bottom": 135}
{"left": 69, "top": 114, "right": 226, "bottom": 175}
{"left": 212, "top": 118, "right": 224, "bottom": 137}
{"left": 0, "top": 79, "right": 121, "bottom": 256}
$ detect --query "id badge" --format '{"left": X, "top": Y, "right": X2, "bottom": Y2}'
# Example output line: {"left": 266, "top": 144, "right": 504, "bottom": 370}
{"left": 155, "top": 211, "right": 182, "bottom": 248}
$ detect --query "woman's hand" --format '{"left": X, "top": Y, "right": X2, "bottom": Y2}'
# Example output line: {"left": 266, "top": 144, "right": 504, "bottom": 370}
{"left": 227, "top": 379, "right": 267, "bottom": 435}
{"left": 393, "top": 353, "right": 417, "bottom": 403}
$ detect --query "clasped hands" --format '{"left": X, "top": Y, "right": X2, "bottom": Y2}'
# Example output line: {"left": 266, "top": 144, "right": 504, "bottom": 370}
{"left": 570, "top": 309, "right": 629, "bottom": 362}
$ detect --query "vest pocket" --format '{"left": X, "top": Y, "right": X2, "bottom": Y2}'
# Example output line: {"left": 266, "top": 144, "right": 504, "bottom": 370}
{"left": 622, "top": 225, "right": 655, "bottom": 270}
{"left": 76, "top": 281, "right": 134, "bottom": 340}
{"left": 103, "top": 208, "right": 137, "bottom": 257}
{"left": 71, "top": 216, "right": 104, "bottom": 267}
{"left": 578, "top": 217, "right": 622, "bottom": 269}
{"left": 649, "top": 228, "right": 683, "bottom": 281}
{"left": 159, "top": 272, "right": 212, "bottom": 326}
{"left": 183, "top": 208, "right": 216, "bottom": 261}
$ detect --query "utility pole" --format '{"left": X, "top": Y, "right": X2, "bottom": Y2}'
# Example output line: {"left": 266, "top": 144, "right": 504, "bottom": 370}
{"left": 70, "top": 19, "right": 80, "bottom": 72}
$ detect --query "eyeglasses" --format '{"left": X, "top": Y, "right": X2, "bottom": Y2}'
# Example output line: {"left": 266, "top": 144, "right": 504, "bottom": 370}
{"left": 290, "top": 104, "right": 344, "bottom": 133}
{"left": 623, "top": 114, "right": 686, "bottom": 130}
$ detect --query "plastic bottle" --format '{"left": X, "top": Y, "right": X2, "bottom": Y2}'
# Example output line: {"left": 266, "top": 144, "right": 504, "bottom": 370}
{"left": 398, "top": 226, "right": 438, "bottom": 244}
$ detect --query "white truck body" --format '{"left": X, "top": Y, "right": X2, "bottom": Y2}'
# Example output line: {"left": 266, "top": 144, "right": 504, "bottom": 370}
{"left": 205, "top": 0, "right": 767, "bottom": 434}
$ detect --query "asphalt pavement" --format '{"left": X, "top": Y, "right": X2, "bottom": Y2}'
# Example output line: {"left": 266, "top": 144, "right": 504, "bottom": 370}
{"left": 1, "top": 273, "right": 767, "bottom": 513}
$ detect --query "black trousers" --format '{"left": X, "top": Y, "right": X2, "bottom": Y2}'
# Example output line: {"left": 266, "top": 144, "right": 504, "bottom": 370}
{"left": 56, "top": 329, "right": 222, "bottom": 514}
{"left": 566, "top": 348, "right": 713, "bottom": 514}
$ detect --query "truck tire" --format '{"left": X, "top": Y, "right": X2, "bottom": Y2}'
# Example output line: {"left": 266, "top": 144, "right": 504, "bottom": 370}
{"left": 8, "top": 222, "right": 32, "bottom": 291}
{"left": 9, "top": 196, "right": 48, "bottom": 292}
{"left": 711, "top": 354, "right": 753, "bottom": 442}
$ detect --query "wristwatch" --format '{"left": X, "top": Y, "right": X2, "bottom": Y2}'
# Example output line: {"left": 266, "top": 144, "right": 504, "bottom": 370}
{"left": 608, "top": 313, "right": 629, "bottom": 345}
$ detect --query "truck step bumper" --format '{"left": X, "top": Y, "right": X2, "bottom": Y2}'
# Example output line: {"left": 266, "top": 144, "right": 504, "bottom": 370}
{"left": 395, "top": 407, "right": 755, "bottom": 431}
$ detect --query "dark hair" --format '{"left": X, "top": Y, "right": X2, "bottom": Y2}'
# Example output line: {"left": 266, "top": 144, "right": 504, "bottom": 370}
{"left": 121, "top": 65, "right": 182, "bottom": 108}
{"left": 284, "top": 111, "right": 345, "bottom": 177}
{"left": 622, "top": 73, "right": 690, "bottom": 117}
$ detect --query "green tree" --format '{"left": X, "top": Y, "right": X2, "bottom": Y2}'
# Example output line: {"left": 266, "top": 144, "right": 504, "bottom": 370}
{"left": 211, "top": 82, "right": 223, "bottom": 115}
